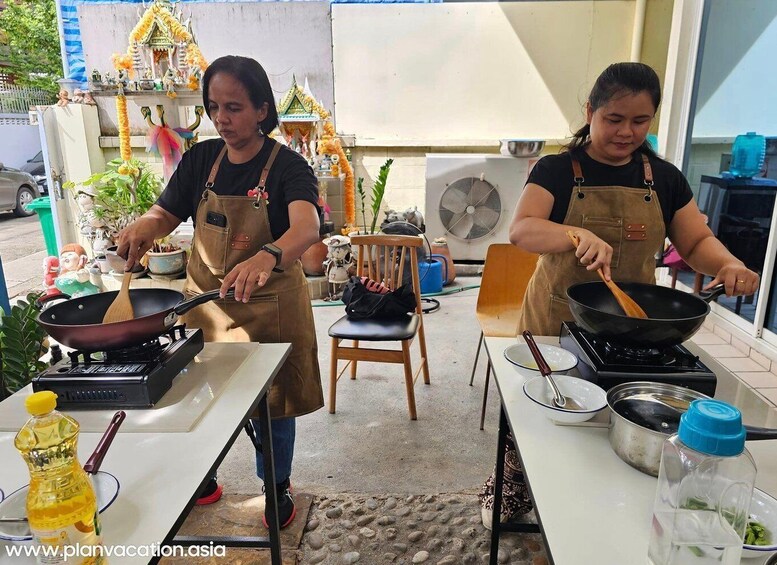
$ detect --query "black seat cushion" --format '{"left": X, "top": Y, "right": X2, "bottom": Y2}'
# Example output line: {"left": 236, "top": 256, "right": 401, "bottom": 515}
{"left": 328, "top": 313, "right": 420, "bottom": 341}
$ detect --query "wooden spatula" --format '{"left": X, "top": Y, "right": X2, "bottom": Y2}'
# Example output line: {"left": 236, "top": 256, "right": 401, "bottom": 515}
{"left": 102, "top": 272, "right": 134, "bottom": 324}
{"left": 566, "top": 231, "right": 648, "bottom": 319}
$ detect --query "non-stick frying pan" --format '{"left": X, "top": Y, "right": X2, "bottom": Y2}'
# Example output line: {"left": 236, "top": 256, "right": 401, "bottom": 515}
{"left": 566, "top": 282, "right": 726, "bottom": 348}
{"left": 37, "top": 288, "right": 233, "bottom": 351}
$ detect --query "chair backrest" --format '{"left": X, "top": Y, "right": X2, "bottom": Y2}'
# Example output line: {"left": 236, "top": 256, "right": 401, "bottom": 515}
{"left": 476, "top": 243, "right": 539, "bottom": 337}
{"left": 350, "top": 233, "right": 424, "bottom": 313}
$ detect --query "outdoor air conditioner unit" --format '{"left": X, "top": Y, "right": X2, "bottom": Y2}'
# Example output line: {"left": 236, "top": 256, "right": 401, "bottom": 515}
{"left": 425, "top": 154, "right": 532, "bottom": 261}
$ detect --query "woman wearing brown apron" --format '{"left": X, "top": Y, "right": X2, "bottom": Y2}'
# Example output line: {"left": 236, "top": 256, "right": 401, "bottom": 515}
{"left": 480, "top": 62, "right": 759, "bottom": 529}
{"left": 117, "top": 56, "right": 324, "bottom": 529}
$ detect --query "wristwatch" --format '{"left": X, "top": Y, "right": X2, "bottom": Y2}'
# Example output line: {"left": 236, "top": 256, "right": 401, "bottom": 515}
{"left": 261, "top": 243, "right": 284, "bottom": 273}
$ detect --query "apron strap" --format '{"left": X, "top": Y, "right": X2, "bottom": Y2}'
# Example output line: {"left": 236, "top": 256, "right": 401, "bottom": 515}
{"left": 204, "top": 145, "right": 228, "bottom": 190}
{"left": 252, "top": 141, "right": 282, "bottom": 206}
{"left": 641, "top": 153, "right": 654, "bottom": 186}
{"left": 571, "top": 158, "right": 584, "bottom": 187}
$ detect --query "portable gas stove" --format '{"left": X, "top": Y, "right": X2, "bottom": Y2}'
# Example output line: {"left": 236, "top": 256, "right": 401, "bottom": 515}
{"left": 559, "top": 322, "right": 717, "bottom": 396}
{"left": 33, "top": 326, "right": 204, "bottom": 409}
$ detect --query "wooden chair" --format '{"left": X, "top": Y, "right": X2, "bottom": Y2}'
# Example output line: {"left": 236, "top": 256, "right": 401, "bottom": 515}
{"left": 328, "top": 234, "right": 430, "bottom": 420}
{"left": 470, "top": 244, "right": 538, "bottom": 429}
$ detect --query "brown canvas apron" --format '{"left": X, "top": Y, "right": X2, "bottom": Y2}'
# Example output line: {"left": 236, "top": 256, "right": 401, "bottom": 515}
{"left": 517, "top": 154, "right": 666, "bottom": 336}
{"left": 182, "top": 143, "right": 324, "bottom": 418}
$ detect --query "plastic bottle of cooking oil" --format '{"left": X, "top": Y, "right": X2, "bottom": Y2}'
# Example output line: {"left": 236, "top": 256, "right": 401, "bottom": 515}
{"left": 14, "top": 391, "right": 105, "bottom": 564}
{"left": 647, "top": 399, "right": 756, "bottom": 565}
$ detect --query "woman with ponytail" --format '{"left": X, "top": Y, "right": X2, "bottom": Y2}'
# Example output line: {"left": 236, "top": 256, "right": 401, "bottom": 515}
{"left": 479, "top": 62, "right": 758, "bottom": 529}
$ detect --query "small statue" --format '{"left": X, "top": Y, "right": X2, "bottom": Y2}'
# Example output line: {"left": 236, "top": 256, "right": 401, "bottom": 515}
{"left": 330, "top": 153, "right": 340, "bottom": 177}
{"left": 56, "top": 89, "right": 70, "bottom": 107}
{"left": 54, "top": 243, "right": 100, "bottom": 298}
{"left": 322, "top": 235, "right": 354, "bottom": 301}
{"left": 71, "top": 89, "right": 85, "bottom": 104}
{"left": 42, "top": 256, "right": 61, "bottom": 298}
{"left": 162, "top": 68, "right": 177, "bottom": 99}
{"left": 82, "top": 91, "right": 96, "bottom": 105}
{"left": 91, "top": 69, "right": 102, "bottom": 84}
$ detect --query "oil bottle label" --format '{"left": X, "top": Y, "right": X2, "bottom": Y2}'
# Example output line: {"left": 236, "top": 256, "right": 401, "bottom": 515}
{"left": 31, "top": 511, "right": 105, "bottom": 564}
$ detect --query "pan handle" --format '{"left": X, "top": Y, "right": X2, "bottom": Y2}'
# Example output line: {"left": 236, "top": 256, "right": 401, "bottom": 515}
{"left": 173, "top": 288, "right": 236, "bottom": 316}
{"left": 697, "top": 284, "right": 726, "bottom": 303}
{"left": 83, "top": 411, "right": 125, "bottom": 474}
{"left": 745, "top": 424, "right": 777, "bottom": 441}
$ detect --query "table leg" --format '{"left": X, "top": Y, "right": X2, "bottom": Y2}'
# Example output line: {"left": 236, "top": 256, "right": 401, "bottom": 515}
{"left": 489, "top": 406, "right": 509, "bottom": 565}
{"left": 161, "top": 392, "right": 282, "bottom": 565}
{"left": 258, "top": 393, "right": 282, "bottom": 565}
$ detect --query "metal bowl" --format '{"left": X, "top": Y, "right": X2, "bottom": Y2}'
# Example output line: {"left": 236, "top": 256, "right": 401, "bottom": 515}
{"left": 499, "top": 139, "right": 545, "bottom": 157}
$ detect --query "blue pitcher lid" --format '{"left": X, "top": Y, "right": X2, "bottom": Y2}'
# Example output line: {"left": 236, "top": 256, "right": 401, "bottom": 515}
{"left": 678, "top": 399, "right": 746, "bottom": 456}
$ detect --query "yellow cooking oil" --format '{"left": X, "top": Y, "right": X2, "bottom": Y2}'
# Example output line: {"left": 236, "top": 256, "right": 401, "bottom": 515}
{"left": 14, "top": 391, "right": 105, "bottom": 564}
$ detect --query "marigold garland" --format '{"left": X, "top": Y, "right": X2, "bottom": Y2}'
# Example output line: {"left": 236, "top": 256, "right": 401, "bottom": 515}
{"left": 116, "top": 94, "right": 131, "bottom": 163}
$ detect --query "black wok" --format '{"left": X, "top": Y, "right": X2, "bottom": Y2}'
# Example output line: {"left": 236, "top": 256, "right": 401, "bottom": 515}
{"left": 566, "top": 282, "right": 725, "bottom": 348}
{"left": 37, "top": 288, "right": 233, "bottom": 351}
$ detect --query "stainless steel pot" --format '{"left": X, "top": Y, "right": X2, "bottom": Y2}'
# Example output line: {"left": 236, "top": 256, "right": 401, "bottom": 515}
{"left": 606, "top": 381, "right": 777, "bottom": 477}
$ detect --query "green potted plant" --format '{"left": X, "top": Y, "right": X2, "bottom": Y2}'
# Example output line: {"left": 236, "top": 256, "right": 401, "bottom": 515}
{"left": 65, "top": 158, "right": 163, "bottom": 248}
{"left": 146, "top": 236, "right": 186, "bottom": 276}
{"left": 353, "top": 158, "right": 393, "bottom": 236}
{"left": 0, "top": 293, "right": 48, "bottom": 401}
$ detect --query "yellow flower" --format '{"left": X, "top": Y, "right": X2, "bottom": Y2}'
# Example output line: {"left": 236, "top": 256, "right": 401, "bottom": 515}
{"left": 116, "top": 95, "right": 132, "bottom": 162}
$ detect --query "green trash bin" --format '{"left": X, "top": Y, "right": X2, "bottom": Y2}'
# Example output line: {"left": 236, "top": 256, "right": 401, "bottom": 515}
{"left": 27, "top": 197, "right": 58, "bottom": 257}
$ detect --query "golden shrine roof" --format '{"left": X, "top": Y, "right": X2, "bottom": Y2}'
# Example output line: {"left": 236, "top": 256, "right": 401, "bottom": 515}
{"left": 278, "top": 76, "right": 319, "bottom": 121}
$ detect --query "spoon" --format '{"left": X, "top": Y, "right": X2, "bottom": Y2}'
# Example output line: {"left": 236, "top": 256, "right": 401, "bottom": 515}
{"left": 522, "top": 330, "right": 584, "bottom": 411}
{"left": 566, "top": 231, "right": 648, "bottom": 319}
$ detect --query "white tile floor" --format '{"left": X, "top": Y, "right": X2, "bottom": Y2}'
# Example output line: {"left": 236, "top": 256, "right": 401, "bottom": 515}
{"left": 691, "top": 329, "right": 777, "bottom": 408}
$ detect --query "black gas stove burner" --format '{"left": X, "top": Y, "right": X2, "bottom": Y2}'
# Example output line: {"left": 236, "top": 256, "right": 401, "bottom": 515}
{"left": 559, "top": 322, "right": 716, "bottom": 396}
{"left": 33, "top": 326, "right": 204, "bottom": 409}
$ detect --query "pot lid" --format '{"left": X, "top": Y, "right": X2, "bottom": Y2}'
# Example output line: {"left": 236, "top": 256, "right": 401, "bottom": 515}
{"left": 607, "top": 381, "right": 710, "bottom": 435}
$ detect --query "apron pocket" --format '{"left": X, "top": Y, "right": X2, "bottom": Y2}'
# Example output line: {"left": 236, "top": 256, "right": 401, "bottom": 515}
{"left": 581, "top": 215, "right": 622, "bottom": 269}
{"left": 223, "top": 295, "right": 282, "bottom": 343}
{"left": 195, "top": 223, "right": 229, "bottom": 276}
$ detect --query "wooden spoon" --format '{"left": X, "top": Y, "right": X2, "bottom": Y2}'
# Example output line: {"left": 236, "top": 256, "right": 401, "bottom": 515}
{"left": 565, "top": 231, "right": 648, "bottom": 319}
{"left": 102, "top": 272, "right": 134, "bottom": 323}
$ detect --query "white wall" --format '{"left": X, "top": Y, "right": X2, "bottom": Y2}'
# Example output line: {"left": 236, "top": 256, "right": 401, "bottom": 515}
{"left": 693, "top": 0, "right": 777, "bottom": 138}
{"left": 78, "top": 1, "right": 334, "bottom": 135}
{"left": 0, "top": 116, "right": 41, "bottom": 169}
{"left": 332, "top": 1, "right": 634, "bottom": 145}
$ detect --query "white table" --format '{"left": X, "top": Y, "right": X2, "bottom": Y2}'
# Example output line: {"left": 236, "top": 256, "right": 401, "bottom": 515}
{"left": 485, "top": 336, "right": 777, "bottom": 565}
{"left": 0, "top": 342, "right": 291, "bottom": 565}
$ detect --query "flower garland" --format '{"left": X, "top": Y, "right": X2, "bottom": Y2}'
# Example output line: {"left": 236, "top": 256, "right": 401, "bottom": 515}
{"left": 115, "top": 94, "right": 138, "bottom": 176}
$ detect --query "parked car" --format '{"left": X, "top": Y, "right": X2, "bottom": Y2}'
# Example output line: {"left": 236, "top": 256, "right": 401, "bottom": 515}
{"left": 0, "top": 163, "right": 40, "bottom": 217}
{"left": 20, "top": 150, "right": 47, "bottom": 195}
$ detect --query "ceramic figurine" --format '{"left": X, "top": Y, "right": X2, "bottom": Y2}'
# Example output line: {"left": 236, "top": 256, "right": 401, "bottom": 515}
{"left": 56, "top": 89, "right": 70, "bottom": 107}
{"left": 71, "top": 89, "right": 85, "bottom": 104}
{"left": 322, "top": 235, "right": 354, "bottom": 300}
{"left": 42, "top": 256, "right": 61, "bottom": 298}
{"left": 330, "top": 154, "right": 340, "bottom": 177}
{"left": 82, "top": 91, "right": 96, "bottom": 105}
{"left": 54, "top": 243, "right": 100, "bottom": 298}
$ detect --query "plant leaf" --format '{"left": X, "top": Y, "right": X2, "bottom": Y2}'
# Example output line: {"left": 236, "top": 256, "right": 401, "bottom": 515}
{"left": 369, "top": 159, "right": 393, "bottom": 234}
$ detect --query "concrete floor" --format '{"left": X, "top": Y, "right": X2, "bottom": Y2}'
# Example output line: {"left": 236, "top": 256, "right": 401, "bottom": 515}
{"left": 216, "top": 279, "right": 500, "bottom": 498}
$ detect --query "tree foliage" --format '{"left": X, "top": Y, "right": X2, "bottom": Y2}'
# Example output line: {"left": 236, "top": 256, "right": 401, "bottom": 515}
{"left": 0, "top": 0, "right": 62, "bottom": 94}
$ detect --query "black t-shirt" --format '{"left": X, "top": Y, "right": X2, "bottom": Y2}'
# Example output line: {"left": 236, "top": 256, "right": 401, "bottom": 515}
{"left": 527, "top": 150, "right": 693, "bottom": 234}
{"left": 156, "top": 138, "right": 319, "bottom": 240}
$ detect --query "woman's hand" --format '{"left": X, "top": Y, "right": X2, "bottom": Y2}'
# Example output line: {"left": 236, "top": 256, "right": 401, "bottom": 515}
{"left": 115, "top": 205, "right": 181, "bottom": 271}
{"left": 705, "top": 261, "right": 760, "bottom": 297}
{"left": 220, "top": 250, "right": 276, "bottom": 302}
{"left": 569, "top": 229, "right": 614, "bottom": 279}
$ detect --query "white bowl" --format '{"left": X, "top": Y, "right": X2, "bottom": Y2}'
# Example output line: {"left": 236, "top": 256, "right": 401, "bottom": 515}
{"left": 504, "top": 343, "right": 577, "bottom": 373}
{"left": 523, "top": 375, "right": 607, "bottom": 424}
{"left": 743, "top": 487, "right": 777, "bottom": 558}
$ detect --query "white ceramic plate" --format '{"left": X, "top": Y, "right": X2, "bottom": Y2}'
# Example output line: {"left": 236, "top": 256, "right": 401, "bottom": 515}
{"left": 743, "top": 487, "right": 777, "bottom": 558}
{"left": 523, "top": 375, "right": 607, "bottom": 424}
{"left": 0, "top": 471, "right": 119, "bottom": 541}
{"left": 504, "top": 343, "right": 578, "bottom": 372}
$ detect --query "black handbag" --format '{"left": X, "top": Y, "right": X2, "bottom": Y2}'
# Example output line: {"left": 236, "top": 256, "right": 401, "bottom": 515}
{"left": 342, "top": 276, "right": 416, "bottom": 320}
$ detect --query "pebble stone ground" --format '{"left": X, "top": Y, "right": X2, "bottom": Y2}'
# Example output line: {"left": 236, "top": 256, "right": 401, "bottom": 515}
{"left": 299, "top": 493, "right": 548, "bottom": 565}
